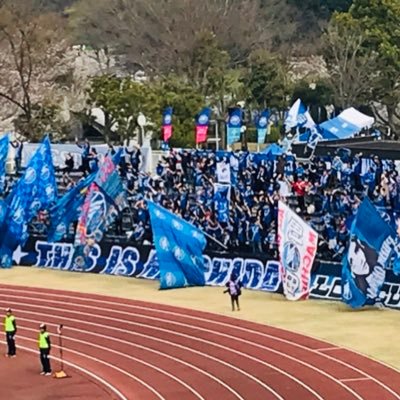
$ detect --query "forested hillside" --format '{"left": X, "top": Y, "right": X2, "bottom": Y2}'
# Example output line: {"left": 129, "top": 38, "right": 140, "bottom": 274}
{"left": 1, "top": 0, "right": 399, "bottom": 146}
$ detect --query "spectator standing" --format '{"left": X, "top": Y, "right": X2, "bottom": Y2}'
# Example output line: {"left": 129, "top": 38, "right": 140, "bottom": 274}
{"left": 224, "top": 273, "right": 242, "bottom": 311}
{"left": 10, "top": 139, "right": 23, "bottom": 172}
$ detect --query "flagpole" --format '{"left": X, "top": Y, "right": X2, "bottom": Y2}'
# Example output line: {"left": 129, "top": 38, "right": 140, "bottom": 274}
{"left": 202, "top": 230, "right": 228, "bottom": 251}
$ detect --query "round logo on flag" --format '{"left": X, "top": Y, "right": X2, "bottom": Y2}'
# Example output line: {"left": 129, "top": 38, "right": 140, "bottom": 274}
{"left": 41, "top": 165, "right": 50, "bottom": 181}
{"left": 259, "top": 116, "right": 267, "bottom": 128}
{"left": 173, "top": 246, "right": 185, "bottom": 261}
{"left": 25, "top": 167, "right": 37, "bottom": 184}
{"left": 282, "top": 242, "right": 301, "bottom": 273}
{"left": 45, "top": 184, "right": 55, "bottom": 199}
{"left": 30, "top": 199, "right": 42, "bottom": 214}
{"left": 164, "top": 115, "right": 172, "bottom": 125}
{"left": 198, "top": 114, "right": 209, "bottom": 125}
{"left": 165, "top": 272, "right": 176, "bottom": 287}
{"left": 192, "top": 231, "right": 204, "bottom": 242}
{"left": 154, "top": 208, "right": 166, "bottom": 219}
{"left": 159, "top": 236, "right": 169, "bottom": 251}
{"left": 172, "top": 219, "right": 183, "bottom": 231}
{"left": 12, "top": 206, "right": 24, "bottom": 224}
{"left": 230, "top": 115, "right": 241, "bottom": 126}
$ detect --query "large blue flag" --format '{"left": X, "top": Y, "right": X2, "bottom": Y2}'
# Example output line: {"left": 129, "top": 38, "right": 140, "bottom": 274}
{"left": 48, "top": 173, "right": 96, "bottom": 242}
{"left": 148, "top": 201, "right": 207, "bottom": 289}
{"left": 0, "top": 136, "right": 57, "bottom": 267}
{"left": 342, "top": 198, "right": 396, "bottom": 308}
{"left": 227, "top": 108, "right": 242, "bottom": 145}
{"left": 0, "top": 134, "right": 9, "bottom": 195}
{"left": 73, "top": 156, "right": 127, "bottom": 270}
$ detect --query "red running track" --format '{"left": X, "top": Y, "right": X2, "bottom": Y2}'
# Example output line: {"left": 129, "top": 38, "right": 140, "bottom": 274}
{"left": 1, "top": 284, "right": 400, "bottom": 400}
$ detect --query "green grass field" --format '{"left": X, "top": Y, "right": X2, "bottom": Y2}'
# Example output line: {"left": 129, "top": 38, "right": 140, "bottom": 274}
{"left": 1, "top": 266, "right": 400, "bottom": 370}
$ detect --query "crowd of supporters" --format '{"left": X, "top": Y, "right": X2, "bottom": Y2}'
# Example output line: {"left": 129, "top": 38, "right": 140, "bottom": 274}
{"left": 7, "top": 140, "right": 400, "bottom": 260}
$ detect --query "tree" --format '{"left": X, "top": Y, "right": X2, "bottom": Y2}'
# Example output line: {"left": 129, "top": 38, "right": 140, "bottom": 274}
{"left": 86, "top": 74, "right": 205, "bottom": 147}
{"left": 323, "top": 13, "right": 377, "bottom": 109}
{"left": 0, "top": 0, "right": 69, "bottom": 140}
{"left": 86, "top": 76, "right": 160, "bottom": 143}
{"left": 242, "top": 50, "right": 290, "bottom": 110}
{"left": 70, "top": 0, "right": 276, "bottom": 74}
{"left": 339, "top": 0, "right": 400, "bottom": 134}
{"left": 152, "top": 76, "right": 205, "bottom": 148}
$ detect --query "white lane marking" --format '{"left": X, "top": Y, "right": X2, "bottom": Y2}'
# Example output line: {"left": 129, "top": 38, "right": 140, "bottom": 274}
{"left": 3, "top": 299, "right": 341, "bottom": 400}
{"left": 18, "top": 318, "right": 244, "bottom": 400}
{"left": 14, "top": 344, "right": 128, "bottom": 400}
{"left": 340, "top": 378, "right": 372, "bottom": 383}
{"left": 3, "top": 289, "right": 392, "bottom": 399}
{"left": 316, "top": 347, "right": 341, "bottom": 352}
{"left": 19, "top": 326, "right": 206, "bottom": 400}
{"left": 16, "top": 335, "right": 166, "bottom": 400}
{"left": 15, "top": 312, "right": 285, "bottom": 400}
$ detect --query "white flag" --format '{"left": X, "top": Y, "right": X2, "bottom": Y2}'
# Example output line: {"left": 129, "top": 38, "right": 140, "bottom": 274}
{"left": 278, "top": 201, "right": 318, "bottom": 301}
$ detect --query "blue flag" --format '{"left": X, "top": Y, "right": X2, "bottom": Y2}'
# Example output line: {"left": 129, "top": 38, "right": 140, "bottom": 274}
{"left": 255, "top": 110, "right": 270, "bottom": 145}
{"left": 0, "top": 135, "right": 9, "bottom": 195}
{"left": 0, "top": 136, "right": 57, "bottom": 267}
{"left": 307, "top": 126, "right": 323, "bottom": 150}
{"left": 148, "top": 201, "right": 206, "bottom": 289}
{"left": 227, "top": 108, "right": 242, "bottom": 145}
{"left": 342, "top": 198, "right": 396, "bottom": 308}
{"left": 48, "top": 173, "right": 96, "bottom": 242}
{"left": 214, "top": 183, "right": 230, "bottom": 223}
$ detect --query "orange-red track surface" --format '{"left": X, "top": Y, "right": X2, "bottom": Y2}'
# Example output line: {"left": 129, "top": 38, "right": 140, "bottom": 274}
{"left": 0, "top": 284, "right": 400, "bottom": 400}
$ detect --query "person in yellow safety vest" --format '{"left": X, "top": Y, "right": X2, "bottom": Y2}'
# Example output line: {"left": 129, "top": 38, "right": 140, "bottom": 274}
{"left": 4, "top": 308, "right": 17, "bottom": 357}
{"left": 38, "top": 324, "right": 52, "bottom": 376}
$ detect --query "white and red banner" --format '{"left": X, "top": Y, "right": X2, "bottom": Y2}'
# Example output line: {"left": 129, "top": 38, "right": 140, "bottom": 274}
{"left": 277, "top": 201, "right": 318, "bottom": 301}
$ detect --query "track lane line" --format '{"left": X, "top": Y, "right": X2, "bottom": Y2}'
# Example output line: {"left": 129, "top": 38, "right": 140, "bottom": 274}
{"left": 3, "top": 288, "right": 396, "bottom": 398}
{"left": 12, "top": 310, "right": 286, "bottom": 400}
{"left": 16, "top": 317, "right": 245, "bottom": 400}
{"left": 10, "top": 344, "right": 128, "bottom": 400}
{"left": 15, "top": 335, "right": 166, "bottom": 400}
{"left": 3, "top": 298, "right": 359, "bottom": 400}
{"left": 17, "top": 325, "right": 206, "bottom": 400}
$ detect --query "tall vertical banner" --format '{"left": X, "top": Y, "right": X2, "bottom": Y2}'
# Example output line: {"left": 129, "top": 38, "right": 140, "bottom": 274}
{"left": 162, "top": 107, "right": 173, "bottom": 142}
{"left": 73, "top": 156, "right": 127, "bottom": 269}
{"left": 227, "top": 108, "right": 242, "bottom": 145}
{"left": 214, "top": 183, "right": 231, "bottom": 223}
{"left": 278, "top": 201, "right": 318, "bottom": 300}
{"left": 0, "top": 134, "right": 9, "bottom": 195}
{"left": 195, "top": 107, "right": 211, "bottom": 144}
{"left": 255, "top": 110, "right": 270, "bottom": 144}
{"left": 342, "top": 198, "right": 395, "bottom": 308}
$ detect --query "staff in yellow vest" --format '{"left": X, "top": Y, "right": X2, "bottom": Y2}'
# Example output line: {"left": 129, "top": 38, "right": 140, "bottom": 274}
{"left": 4, "top": 308, "right": 17, "bottom": 357}
{"left": 38, "top": 324, "right": 52, "bottom": 376}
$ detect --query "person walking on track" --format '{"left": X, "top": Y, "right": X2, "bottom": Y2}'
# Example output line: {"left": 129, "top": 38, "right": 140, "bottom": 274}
{"left": 4, "top": 308, "right": 17, "bottom": 357}
{"left": 224, "top": 273, "right": 243, "bottom": 311}
{"left": 38, "top": 324, "right": 52, "bottom": 376}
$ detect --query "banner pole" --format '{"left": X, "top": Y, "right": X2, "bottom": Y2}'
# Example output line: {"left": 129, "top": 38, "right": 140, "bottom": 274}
{"left": 202, "top": 230, "right": 228, "bottom": 251}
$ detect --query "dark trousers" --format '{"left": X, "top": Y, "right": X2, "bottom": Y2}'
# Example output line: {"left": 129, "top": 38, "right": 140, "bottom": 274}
{"left": 6, "top": 332, "right": 16, "bottom": 356}
{"left": 230, "top": 294, "right": 240, "bottom": 310}
{"left": 40, "top": 349, "right": 51, "bottom": 373}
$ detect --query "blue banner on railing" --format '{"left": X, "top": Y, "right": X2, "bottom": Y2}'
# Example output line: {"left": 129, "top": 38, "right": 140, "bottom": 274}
{"left": 13, "top": 237, "right": 400, "bottom": 309}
